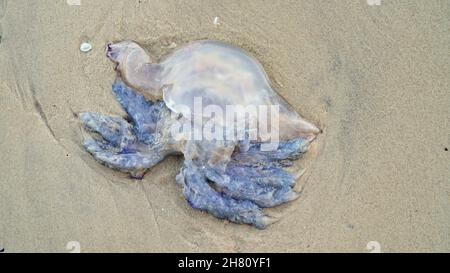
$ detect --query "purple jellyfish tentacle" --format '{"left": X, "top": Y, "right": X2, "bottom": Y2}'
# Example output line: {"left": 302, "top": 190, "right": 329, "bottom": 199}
{"left": 231, "top": 137, "right": 311, "bottom": 168}
{"left": 80, "top": 111, "right": 170, "bottom": 179}
{"left": 112, "top": 79, "right": 166, "bottom": 144}
{"left": 179, "top": 160, "right": 274, "bottom": 229}
{"left": 202, "top": 160, "right": 298, "bottom": 208}
{"left": 79, "top": 112, "right": 136, "bottom": 150}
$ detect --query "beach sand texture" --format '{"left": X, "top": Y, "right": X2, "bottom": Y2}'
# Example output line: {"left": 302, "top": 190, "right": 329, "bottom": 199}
{"left": 0, "top": 0, "right": 448, "bottom": 252}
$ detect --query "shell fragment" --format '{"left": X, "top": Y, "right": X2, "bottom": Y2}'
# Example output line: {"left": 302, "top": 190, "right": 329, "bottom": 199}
{"left": 80, "top": 42, "right": 92, "bottom": 53}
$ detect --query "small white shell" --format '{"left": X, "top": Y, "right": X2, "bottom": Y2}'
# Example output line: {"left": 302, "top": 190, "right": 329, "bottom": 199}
{"left": 213, "top": 17, "right": 220, "bottom": 26}
{"left": 80, "top": 42, "right": 92, "bottom": 53}
{"left": 167, "top": 42, "right": 177, "bottom": 49}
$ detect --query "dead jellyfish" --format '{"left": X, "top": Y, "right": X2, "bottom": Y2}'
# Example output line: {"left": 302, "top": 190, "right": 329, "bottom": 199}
{"left": 80, "top": 40, "right": 320, "bottom": 229}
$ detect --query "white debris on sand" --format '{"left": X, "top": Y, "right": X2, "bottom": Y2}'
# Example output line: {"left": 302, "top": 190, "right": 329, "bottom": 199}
{"left": 213, "top": 16, "right": 220, "bottom": 27}
{"left": 167, "top": 42, "right": 177, "bottom": 49}
{"left": 80, "top": 42, "right": 92, "bottom": 53}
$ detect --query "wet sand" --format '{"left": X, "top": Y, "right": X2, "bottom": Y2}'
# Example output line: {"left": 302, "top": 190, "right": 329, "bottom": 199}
{"left": 0, "top": 0, "right": 448, "bottom": 252}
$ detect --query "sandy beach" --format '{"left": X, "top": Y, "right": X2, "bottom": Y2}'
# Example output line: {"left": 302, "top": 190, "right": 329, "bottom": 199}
{"left": 0, "top": 0, "right": 448, "bottom": 252}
